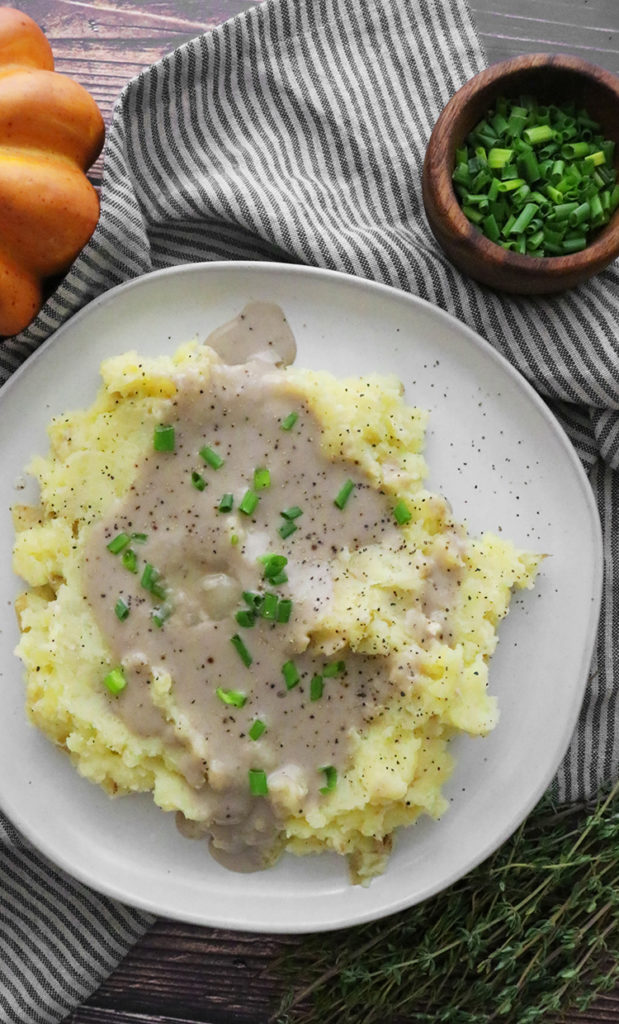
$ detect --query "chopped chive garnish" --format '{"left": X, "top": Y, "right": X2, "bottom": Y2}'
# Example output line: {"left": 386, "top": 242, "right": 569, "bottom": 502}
{"left": 131, "top": 532, "right": 147, "bottom": 543}
{"left": 281, "top": 506, "right": 303, "bottom": 520}
{"left": 281, "top": 411, "right": 298, "bottom": 431}
{"left": 249, "top": 768, "right": 268, "bottom": 796}
{"left": 319, "top": 765, "right": 337, "bottom": 794}
{"left": 282, "top": 660, "right": 300, "bottom": 690}
{"left": 278, "top": 520, "right": 298, "bottom": 540}
{"left": 231, "top": 633, "right": 252, "bottom": 667}
{"left": 310, "top": 674, "right": 324, "bottom": 701}
{"left": 243, "top": 591, "right": 262, "bottom": 610}
{"left": 154, "top": 424, "right": 175, "bottom": 452}
{"left": 239, "top": 489, "right": 259, "bottom": 516}
{"left": 393, "top": 500, "right": 412, "bottom": 525}
{"left": 216, "top": 687, "right": 247, "bottom": 708}
{"left": 253, "top": 467, "right": 271, "bottom": 490}
{"left": 230, "top": 533, "right": 239, "bottom": 546}
{"left": 249, "top": 719, "right": 266, "bottom": 741}
{"left": 114, "top": 598, "right": 130, "bottom": 622}
{"left": 141, "top": 562, "right": 157, "bottom": 589}
{"left": 191, "top": 471, "right": 207, "bottom": 491}
{"left": 107, "top": 532, "right": 130, "bottom": 554}
{"left": 259, "top": 554, "right": 288, "bottom": 582}
{"left": 276, "top": 598, "right": 293, "bottom": 624}
{"left": 323, "top": 660, "right": 346, "bottom": 678}
{"left": 121, "top": 548, "right": 138, "bottom": 574}
{"left": 103, "top": 667, "right": 126, "bottom": 696}
{"left": 453, "top": 97, "right": 618, "bottom": 255}
{"left": 235, "top": 609, "right": 255, "bottom": 628}
{"left": 152, "top": 605, "right": 171, "bottom": 628}
{"left": 218, "top": 493, "right": 234, "bottom": 513}
{"left": 334, "top": 479, "right": 355, "bottom": 509}
{"left": 200, "top": 445, "right": 224, "bottom": 469}
{"left": 141, "top": 563, "right": 166, "bottom": 599}
{"left": 259, "top": 592, "right": 279, "bottom": 620}
{"left": 269, "top": 571, "right": 288, "bottom": 586}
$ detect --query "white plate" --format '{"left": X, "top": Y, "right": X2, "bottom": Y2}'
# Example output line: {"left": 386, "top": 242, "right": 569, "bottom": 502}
{"left": 0, "top": 263, "right": 602, "bottom": 933}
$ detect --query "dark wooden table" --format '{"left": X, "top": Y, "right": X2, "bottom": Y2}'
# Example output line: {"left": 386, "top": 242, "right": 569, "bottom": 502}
{"left": 11, "top": 1, "right": 619, "bottom": 1022}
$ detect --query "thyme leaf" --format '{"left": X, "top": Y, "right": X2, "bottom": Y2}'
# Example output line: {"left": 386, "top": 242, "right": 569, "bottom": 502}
{"left": 272, "top": 782, "right": 619, "bottom": 1024}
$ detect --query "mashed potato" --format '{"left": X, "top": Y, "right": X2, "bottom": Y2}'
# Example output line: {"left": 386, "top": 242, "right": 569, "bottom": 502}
{"left": 13, "top": 302, "right": 540, "bottom": 883}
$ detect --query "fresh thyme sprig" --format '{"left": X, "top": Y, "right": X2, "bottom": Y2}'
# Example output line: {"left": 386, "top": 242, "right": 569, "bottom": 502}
{"left": 272, "top": 782, "right": 619, "bottom": 1024}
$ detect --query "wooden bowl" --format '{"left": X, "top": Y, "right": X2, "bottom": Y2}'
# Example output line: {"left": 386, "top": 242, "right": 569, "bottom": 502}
{"left": 422, "top": 55, "right": 619, "bottom": 294}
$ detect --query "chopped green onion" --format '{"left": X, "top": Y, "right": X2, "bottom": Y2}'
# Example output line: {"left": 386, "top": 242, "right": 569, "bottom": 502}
{"left": 103, "top": 667, "right": 126, "bottom": 696}
{"left": 152, "top": 605, "right": 171, "bottom": 628}
{"left": 121, "top": 549, "right": 138, "bottom": 574}
{"left": 191, "top": 471, "right": 207, "bottom": 491}
{"left": 281, "top": 506, "right": 303, "bottom": 520}
{"left": 482, "top": 213, "right": 501, "bottom": 242}
{"left": 510, "top": 202, "right": 539, "bottom": 234}
{"left": 323, "top": 660, "right": 346, "bottom": 678}
{"left": 141, "top": 563, "right": 166, "bottom": 600}
{"left": 393, "top": 500, "right": 412, "bottom": 525}
{"left": 523, "top": 124, "right": 555, "bottom": 146}
{"left": 218, "top": 493, "right": 234, "bottom": 513}
{"left": 131, "top": 532, "right": 147, "bottom": 544}
{"left": 487, "top": 148, "right": 513, "bottom": 169}
{"left": 269, "top": 571, "right": 288, "bottom": 586}
{"left": 154, "top": 424, "right": 175, "bottom": 452}
{"left": 200, "top": 445, "right": 224, "bottom": 469}
{"left": 239, "top": 489, "right": 259, "bottom": 516}
{"left": 310, "top": 674, "right": 324, "bottom": 701}
{"left": 276, "top": 598, "right": 293, "bottom": 624}
{"left": 259, "top": 592, "right": 279, "bottom": 620}
{"left": 517, "top": 150, "right": 540, "bottom": 183}
{"left": 235, "top": 609, "right": 255, "bottom": 628}
{"left": 562, "top": 141, "right": 591, "bottom": 160}
{"left": 319, "top": 765, "right": 337, "bottom": 794}
{"left": 562, "top": 236, "right": 587, "bottom": 252}
{"left": 278, "top": 520, "right": 298, "bottom": 539}
{"left": 253, "top": 467, "right": 271, "bottom": 490}
{"left": 496, "top": 178, "right": 525, "bottom": 193}
{"left": 216, "top": 687, "right": 247, "bottom": 708}
{"left": 231, "top": 633, "right": 252, "bottom": 667}
{"left": 569, "top": 202, "right": 591, "bottom": 227}
{"left": 114, "top": 598, "right": 130, "bottom": 622}
{"left": 249, "top": 768, "right": 268, "bottom": 796}
{"left": 230, "top": 533, "right": 239, "bottom": 546}
{"left": 334, "top": 479, "right": 355, "bottom": 510}
{"left": 282, "top": 660, "right": 300, "bottom": 690}
{"left": 551, "top": 201, "right": 579, "bottom": 220}
{"left": 249, "top": 719, "right": 266, "bottom": 741}
{"left": 259, "top": 554, "right": 288, "bottom": 582}
{"left": 280, "top": 411, "right": 298, "bottom": 431}
{"left": 243, "top": 591, "right": 263, "bottom": 610}
{"left": 107, "top": 532, "right": 131, "bottom": 554}
{"left": 454, "top": 96, "right": 618, "bottom": 255}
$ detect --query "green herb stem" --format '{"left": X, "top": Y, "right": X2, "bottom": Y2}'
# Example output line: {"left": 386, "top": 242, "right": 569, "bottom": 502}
{"left": 334, "top": 479, "right": 355, "bottom": 510}
{"left": 230, "top": 633, "right": 252, "bottom": 667}
{"left": 200, "top": 445, "right": 224, "bottom": 469}
{"left": 281, "top": 411, "right": 299, "bottom": 431}
{"left": 153, "top": 424, "right": 175, "bottom": 452}
{"left": 271, "top": 782, "right": 619, "bottom": 1024}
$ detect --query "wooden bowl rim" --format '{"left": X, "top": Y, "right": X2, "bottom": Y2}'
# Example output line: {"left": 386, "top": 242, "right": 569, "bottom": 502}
{"left": 424, "top": 53, "right": 619, "bottom": 279}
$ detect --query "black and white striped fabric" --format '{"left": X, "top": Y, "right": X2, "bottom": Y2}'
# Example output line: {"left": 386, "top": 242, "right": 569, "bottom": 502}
{"left": 1, "top": 0, "right": 618, "bottom": 1020}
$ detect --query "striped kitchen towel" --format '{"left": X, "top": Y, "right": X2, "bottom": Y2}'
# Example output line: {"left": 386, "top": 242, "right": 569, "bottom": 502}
{"left": 1, "top": 0, "right": 617, "bottom": 1021}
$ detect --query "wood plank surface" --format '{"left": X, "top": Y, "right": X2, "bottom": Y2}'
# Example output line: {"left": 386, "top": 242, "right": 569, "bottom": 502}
{"left": 4, "top": 1, "right": 617, "bottom": 1022}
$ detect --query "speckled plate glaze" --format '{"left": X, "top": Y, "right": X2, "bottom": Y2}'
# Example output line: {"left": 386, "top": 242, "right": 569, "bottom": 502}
{"left": 0, "top": 263, "right": 602, "bottom": 933}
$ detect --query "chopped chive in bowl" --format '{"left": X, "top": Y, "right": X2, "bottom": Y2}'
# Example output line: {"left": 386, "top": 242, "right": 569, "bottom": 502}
{"left": 452, "top": 96, "right": 618, "bottom": 256}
